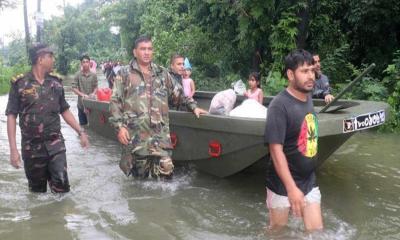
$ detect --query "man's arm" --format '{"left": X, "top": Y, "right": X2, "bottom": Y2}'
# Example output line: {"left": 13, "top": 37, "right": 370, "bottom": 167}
{"left": 61, "top": 110, "right": 89, "bottom": 148}
{"left": 269, "top": 143, "right": 305, "bottom": 217}
{"left": 7, "top": 114, "right": 22, "bottom": 168}
{"left": 109, "top": 74, "right": 130, "bottom": 145}
{"left": 166, "top": 72, "right": 207, "bottom": 117}
{"left": 72, "top": 87, "right": 88, "bottom": 98}
{"left": 321, "top": 75, "right": 334, "bottom": 103}
{"left": 72, "top": 74, "right": 89, "bottom": 98}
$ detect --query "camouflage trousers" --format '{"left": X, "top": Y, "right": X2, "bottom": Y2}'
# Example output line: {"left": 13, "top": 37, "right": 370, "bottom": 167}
{"left": 120, "top": 147, "right": 174, "bottom": 180}
{"left": 23, "top": 151, "right": 70, "bottom": 193}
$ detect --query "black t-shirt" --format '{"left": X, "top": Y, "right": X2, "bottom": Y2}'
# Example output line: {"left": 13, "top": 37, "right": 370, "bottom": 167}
{"left": 264, "top": 89, "right": 318, "bottom": 196}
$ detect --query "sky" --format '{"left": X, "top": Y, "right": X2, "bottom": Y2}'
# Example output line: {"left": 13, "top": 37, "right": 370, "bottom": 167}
{"left": 0, "top": 0, "right": 83, "bottom": 46}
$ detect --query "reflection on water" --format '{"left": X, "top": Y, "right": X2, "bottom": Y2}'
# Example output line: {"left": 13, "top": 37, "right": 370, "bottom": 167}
{"left": 0, "top": 76, "right": 399, "bottom": 239}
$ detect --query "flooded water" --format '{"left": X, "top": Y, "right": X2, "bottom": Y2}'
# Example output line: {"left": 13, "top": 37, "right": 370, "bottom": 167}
{"left": 0, "top": 74, "right": 399, "bottom": 240}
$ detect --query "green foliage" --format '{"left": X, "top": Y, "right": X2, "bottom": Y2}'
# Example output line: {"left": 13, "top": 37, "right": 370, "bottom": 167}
{"left": 346, "top": 75, "right": 387, "bottom": 101}
{"left": 269, "top": 8, "right": 299, "bottom": 72}
{"left": 380, "top": 50, "right": 400, "bottom": 132}
{"left": 3, "top": 39, "right": 28, "bottom": 66}
{"left": 0, "top": 61, "right": 30, "bottom": 95}
{"left": 322, "top": 44, "right": 356, "bottom": 85}
{"left": 344, "top": 0, "right": 400, "bottom": 74}
{"left": 264, "top": 70, "right": 287, "bottom": 96}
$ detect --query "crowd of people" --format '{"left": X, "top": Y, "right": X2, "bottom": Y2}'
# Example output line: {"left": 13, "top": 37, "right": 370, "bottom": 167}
{"left": 5, "top": 37, "right": 334, "bottom": 233}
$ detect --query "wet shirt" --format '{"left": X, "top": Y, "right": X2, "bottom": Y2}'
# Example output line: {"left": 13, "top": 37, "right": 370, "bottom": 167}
{"left": 5, "top": 72, "right": 70, "bottom": 159}
{"left": 264, "top": 90, "right": 319, "bottom": 195}
{"left": 312, "top": 73, "right": 331, "bottom": 98}
{"left": 72, "top": 70, "right": 98, "bottom": 108}
{"left": 109, "top": 59, "right": 197, "bottom": 157}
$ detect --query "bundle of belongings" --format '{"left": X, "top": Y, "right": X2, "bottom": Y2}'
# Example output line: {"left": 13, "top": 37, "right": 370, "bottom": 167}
{"left": 229, "top": 99, "right": 267, "bottom": 119}
{"left": 208, "top": 80, "right": 267, "bottom": 119}
{"left": 208, "top": 89, "right": 237, "bottom": 115}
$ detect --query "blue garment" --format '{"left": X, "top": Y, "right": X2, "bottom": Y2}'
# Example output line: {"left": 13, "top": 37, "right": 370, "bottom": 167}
{"left": 184, "top": 57, "right": 192, "bottom": 70}
{"left": 312, "top": 73, "right": 331, "bottom": 99}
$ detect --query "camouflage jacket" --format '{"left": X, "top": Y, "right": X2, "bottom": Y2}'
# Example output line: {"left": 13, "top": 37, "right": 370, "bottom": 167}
{"left": 109, "top": 59, "right": 197, "bottom": 157}
{"left": 169, "top": 70, "right": 183, "bottom": 86}
{"left": 168, "top": 69, "right": 184, "bottom": 110}
{"left": 5, "top": 72, "right": 69, "bottom": 159}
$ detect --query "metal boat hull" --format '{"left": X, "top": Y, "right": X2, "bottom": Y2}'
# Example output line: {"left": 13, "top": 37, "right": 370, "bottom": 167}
{"left": 83, "top": 91, "right": 389, "bottom": 177}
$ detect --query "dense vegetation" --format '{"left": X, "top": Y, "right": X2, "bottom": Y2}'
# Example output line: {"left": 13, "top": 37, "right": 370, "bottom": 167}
{"left": 1, "top": 0, "right": 399, "bottom": 131}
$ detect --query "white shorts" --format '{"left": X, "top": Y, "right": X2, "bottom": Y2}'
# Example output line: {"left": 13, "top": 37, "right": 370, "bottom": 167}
{"left": 266, "top": 187, "right": 321, "bottom": 209}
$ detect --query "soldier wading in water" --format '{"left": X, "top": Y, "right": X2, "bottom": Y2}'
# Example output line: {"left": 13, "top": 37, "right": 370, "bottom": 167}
{"left": 109, "top": 36, "right": 207, "bottom": 180}
{"left": 6, "top": 43, "right": 89, "bottom": 193}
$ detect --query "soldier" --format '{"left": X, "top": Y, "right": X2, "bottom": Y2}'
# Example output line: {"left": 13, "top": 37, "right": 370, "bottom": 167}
{"left": 6, "top": 43, "right": 89, "bottom": 193}
{"left": 72, "top": 54, "right": 98, "bottom": 126}
{"left": 109, "top": 36, "right": 207, "bottom": 179}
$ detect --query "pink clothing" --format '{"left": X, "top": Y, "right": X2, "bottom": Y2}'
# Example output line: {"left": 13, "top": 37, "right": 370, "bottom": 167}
{"left": 182, "top": 78, "right": 194, "bottom": 97}
{"left": 90, "top": 60, "right": 97, "bottom": 73}
{"left": 246, "top": 88, "right": 262, "bottom": 102}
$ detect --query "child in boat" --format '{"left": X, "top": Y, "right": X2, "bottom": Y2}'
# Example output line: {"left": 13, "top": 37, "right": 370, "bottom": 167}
{"left": 244, "top": 72, "right": 263, "bottom": 104}
{"left": 182, "top": 58, "right": 196, "bottom": 98}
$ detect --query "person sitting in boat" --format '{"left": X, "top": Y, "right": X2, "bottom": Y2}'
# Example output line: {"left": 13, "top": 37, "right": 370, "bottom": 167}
{"left": 182, "top": 57, "right": 196, "bottom": 98}
{"left": 109, "top": 35, "right": 207, "bottom": 180}
{"left": 312, "top": 53, "right": 334, "bottom": 104}
{"left": 244, "top": 72, "right": 264, "bottom": 104}
{"left": 264, "top": 49, "right": 323, "bottom": 232}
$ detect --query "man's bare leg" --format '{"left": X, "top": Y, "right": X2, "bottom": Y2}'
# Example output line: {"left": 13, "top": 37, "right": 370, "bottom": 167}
{"left": 268, "top": 207, "right": 290, "bottom": 231}
{"left": 303, "top": 202, "right": 323, "bottom": 231}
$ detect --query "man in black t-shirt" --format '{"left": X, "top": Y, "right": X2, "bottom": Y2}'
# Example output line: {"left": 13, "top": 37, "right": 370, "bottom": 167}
{"left": 264, "top": 49, "right": 323, "bottom": 231}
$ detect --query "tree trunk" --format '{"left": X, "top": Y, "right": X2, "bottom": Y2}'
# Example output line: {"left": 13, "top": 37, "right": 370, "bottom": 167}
{"left": 23, "top": 0, "right": 30, "bottom": 55}
{"left": 36, "top": 0, "right": 42, "bottom": 42}
{"left": 252, "top": 47, "right": 264, "bottom": 73}
{"left": 296, "top": 0, "right": 311, "bottom": 49}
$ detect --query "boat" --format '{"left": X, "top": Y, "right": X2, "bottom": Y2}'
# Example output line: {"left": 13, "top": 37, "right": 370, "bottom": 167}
{"left": 82, "top": 91, "right": 389, "bottom": 177}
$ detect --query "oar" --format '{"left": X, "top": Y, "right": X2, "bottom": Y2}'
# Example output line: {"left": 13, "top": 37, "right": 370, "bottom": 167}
{"left": 319, "top": 63, "right": 376, "bottom": 113}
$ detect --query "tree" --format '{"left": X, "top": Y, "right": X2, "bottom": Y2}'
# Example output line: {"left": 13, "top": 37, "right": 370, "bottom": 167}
{"left": 23, "top": 0, "right": 30, "bottom": 55}
{"left": 36, "top": 0, "right": 42, "bottom": 42}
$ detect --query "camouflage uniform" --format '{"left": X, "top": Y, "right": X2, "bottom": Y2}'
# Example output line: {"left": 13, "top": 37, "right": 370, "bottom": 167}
{"left": 109, "top": 59, "right": 197, "bottom": 179}
{"left": 5, "top": 72, "right": 71, "bottom": 193}
{"left": 168, "top": 70, "right": 185, "bottom": 110}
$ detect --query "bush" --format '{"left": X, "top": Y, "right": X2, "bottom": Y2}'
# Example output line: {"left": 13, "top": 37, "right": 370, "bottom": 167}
{"left": 0, "top": 63, "right": 30, "bottom": 95}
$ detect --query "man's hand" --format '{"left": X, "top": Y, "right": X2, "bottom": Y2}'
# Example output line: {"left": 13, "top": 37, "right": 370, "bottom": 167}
{"left": 324, "top": 94, "right": 334, "bottom": 104}
{"left": 10, "top": 149, "right": 22, "bottom": 169}
{"left": 79, "top": 132, "right": 90, "bottom": 148}
{"left": 117, "top": 127, "right": 130, "bottom": 145}
{"left": 287, "top": 186, "right": 305, "bottom": 218}
{"left": 193, "top": 107, "right": 208, "bottom": 118}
